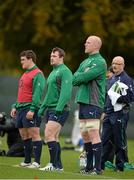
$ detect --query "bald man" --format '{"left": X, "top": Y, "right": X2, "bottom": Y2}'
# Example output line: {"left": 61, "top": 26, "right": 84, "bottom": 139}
{"left": 101, "top": 56, "right": 134, "bottom": 172}
{"left": 73, "top": 35, "right": 107, "bottom": 175}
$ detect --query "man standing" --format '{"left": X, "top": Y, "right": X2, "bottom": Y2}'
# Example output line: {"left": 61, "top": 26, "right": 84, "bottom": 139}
{"left": 38, "top": 47, "right": 72, "bottom": 171}
{"left": 10, "top": 50, "right": 45, "bottom": 168}
{"left": 101, "top": 56, "right": 134, "bottom": 171}
{"left": 73, "top": 35, "right": 107, "bottom": 175}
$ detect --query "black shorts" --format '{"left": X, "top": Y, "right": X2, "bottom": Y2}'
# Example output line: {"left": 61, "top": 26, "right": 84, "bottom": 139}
{"left": 16, "top": 108, "right": 41, "bottom": 128}
{"left": 79, "top": 103, "right": 103, "bottom": 119}
{"left": 45, "top": 110, "right": 69, "bottom": 126}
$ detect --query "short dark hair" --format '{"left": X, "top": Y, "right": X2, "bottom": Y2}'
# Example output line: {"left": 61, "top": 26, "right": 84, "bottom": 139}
{"left": 52, "top": 47, "right": 65, "bottom": 58}
{"left": 20, "top": 50, "right": 37, "bottom": 63}
{"left": 108, "top": 66, "right": 114, "bottom": 73}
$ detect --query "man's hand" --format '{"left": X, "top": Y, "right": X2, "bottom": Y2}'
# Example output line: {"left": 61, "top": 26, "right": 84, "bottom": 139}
{"left": 26, "top": 111, "right": 34, "bottom": 120}
{"left": 10, "top": 108, "right": 17, "bottom": 118}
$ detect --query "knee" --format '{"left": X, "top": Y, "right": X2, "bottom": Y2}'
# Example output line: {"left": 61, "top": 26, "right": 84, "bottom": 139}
{"left": 45, "top": 129, "right": 55, "bottom": 141}
{"left": 31, "top": 133, "right": 41, "bottom": 141}
{"left": 89, "top": 129, "right": 101, "bottom": 143}
{"left": 82, "top": 132, "right": 89, "bottom": 142}
{"left": 28, "top": 128, "right": 41, "bottom": 141}
{"left": 20, "top": 133, "right": 30, "bottom": 140}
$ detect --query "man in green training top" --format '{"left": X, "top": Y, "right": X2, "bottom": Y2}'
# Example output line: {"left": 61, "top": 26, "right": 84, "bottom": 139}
{"left": 73, "top": 35, "right": 107, "bottom": 175}
{"left": 38, "top": 47, "right": 72, "bottom": 171}
{"left": 10, "top": 50, "right": 46, "bottom": 168}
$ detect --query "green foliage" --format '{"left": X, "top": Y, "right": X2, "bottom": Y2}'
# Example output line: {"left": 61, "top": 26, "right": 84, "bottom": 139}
{"left": 0, "top": 0, "right": 134, "bottom": 76}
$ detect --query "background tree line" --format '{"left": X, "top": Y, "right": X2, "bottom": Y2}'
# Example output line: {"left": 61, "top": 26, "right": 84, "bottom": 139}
{"left": 0, "top": 0, "right": 134, "bottom": 77}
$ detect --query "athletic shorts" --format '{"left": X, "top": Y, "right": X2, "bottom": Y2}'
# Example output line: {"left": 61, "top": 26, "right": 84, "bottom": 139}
{"left": 16, "top": 108, "right": 41, "bottom": 128}
{"left": 79, "top": 103, "right": 103, "bottom": 119}
{"left": 45, "top": 110, "right": 69, "bottom": 126}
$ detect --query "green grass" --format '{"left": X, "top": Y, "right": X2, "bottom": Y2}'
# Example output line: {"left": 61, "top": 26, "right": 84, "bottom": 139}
{"left": 0, "top": 137, "right": 134, "bottom": 179}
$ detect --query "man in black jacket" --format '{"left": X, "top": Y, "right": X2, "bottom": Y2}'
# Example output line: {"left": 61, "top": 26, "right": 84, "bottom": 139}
{"left": 0, "top": 112, "right": 24, "bottom": 157}
{"left": 101, "top": 56, "right": 134, "bottom": 171}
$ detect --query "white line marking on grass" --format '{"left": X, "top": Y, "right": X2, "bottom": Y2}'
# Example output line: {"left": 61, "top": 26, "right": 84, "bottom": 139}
{"left": 0, "top": 163, "right": 21, "bottom": 168}
{"left": 12, "top": 164, "right": 20, "bottom": 167}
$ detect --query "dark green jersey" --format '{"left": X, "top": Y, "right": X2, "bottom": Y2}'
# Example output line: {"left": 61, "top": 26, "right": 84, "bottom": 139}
{"left": 39, "top": 64, "right": 72, "bottom": 116}
{"left": 73, "top": 53, "right": 107, "bottom": 108}
{"left": 12, "top": 66, "right": 46, "bottom": 112}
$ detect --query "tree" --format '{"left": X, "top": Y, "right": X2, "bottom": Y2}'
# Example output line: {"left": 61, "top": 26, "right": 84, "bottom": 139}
{"left": 0, "top": 0, "right": 134, "bottom": 76}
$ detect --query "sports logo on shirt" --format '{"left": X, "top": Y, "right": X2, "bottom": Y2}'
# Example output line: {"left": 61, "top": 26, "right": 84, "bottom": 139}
{"left": 84, "top": 67, "right": 90, "bottom": 72}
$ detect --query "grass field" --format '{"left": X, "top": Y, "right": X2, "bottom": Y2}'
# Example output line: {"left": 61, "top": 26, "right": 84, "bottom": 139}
{"left": 0, "top": 137, "right": 134, "bottom": 179}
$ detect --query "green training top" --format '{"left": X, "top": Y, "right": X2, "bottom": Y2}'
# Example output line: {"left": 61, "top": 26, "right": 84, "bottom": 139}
{"left": 38, "top": 64, "right": 72, "bottom": 116}
{"left": 12, "top": 65, "right": 46, "bottom": 112}
{"left": 73, "top": 53, "right": 107, "bottom": 108}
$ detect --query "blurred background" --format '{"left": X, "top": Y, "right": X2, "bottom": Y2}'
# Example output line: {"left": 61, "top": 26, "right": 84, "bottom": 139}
{"left": 0, "top": 0, "right": 134, "bottom": 137}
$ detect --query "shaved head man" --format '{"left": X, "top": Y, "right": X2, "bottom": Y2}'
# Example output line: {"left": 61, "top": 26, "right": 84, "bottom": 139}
{"left": 73, "top": 35, "right": 107, "bottom": 175}
{"left": 101, "top": 56, "right": 134, "bottom": 172}
{"left": 112, "top": 56, "right": 125, "bottom": 75}
{"left": 85, "top": 35, "right": 102, "bottom": 54}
